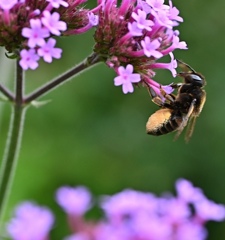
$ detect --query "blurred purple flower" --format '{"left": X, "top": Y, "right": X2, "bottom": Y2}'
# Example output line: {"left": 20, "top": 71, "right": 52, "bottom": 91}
{"left": 0, "top": 0, "right": 17, "bottom": 10}
{"left": 46, "top": 0, "right": 69, "bottom": 8}
{"left": 7, "top": 202, "right": 54, "bottom": 240}
{"left": 7, "top": 179, "right": 225, "bottom": 240}
{"left": 56, "top": 186, "right": 92, "bottom": 215}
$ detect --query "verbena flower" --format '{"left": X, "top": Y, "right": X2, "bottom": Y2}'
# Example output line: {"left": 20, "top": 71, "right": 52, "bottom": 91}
{"left": 56, "top": 186, "right": 92, "bottom": 216}
{"left": 7, "top": 179, "right": 225, "bottom": 240}
{"left": 94, "top": 0, "right": 187, "bottom": 94}
{"left": 7, "top": 202, "right": 54, "bottom": 240}
{"left": 0, "top": 0, "right": 99, "bottom": 70}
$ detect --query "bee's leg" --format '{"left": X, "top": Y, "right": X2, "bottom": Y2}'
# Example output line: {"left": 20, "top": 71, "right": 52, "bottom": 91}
{"left": 159, "top": 88, "right": 176, "bottom": 102}
{"left": 170, "top": 83, "right": 183, "bottom": 89}
{"left": 148, "top": 87, "right": 174, "bottom": 109}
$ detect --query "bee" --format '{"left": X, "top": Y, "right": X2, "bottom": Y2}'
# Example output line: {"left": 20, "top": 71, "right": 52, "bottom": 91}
{"left": 146, "top": 60, "right": 206, "bottom": 142}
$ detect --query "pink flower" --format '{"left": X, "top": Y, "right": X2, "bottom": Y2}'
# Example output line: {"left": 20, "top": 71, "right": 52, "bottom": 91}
{"left": 46, "top": 0, "right": 69, "bottom": 8}
{"left": 56, "top": 186, "right": 92, "bottom": 215}
{"left": 128, "top": 22, "right": 143, "bottom": 36}
{"left": 19, "top": 49, "right": 40, "bottom": 70}
{"left": 7, "top": 202, "right": 54, "bottom": 240}
{"left": 141, "top": 37, "right": 163, "bottom": 58}
{"left": 146, "top": 0, "right": 170, "bottom": 12}
{"left": 131, "top": 9, "right": 154, "bottom": 31}
{"left": 114, "top": 65, "right": 141, "bottom": 94}
{"left": 41, "top": 10, "right": 67, "bottom": 36}
{"left": 37, "top": 38, "right": 62, "bottom": 63}
{"left": 0, "top": 0, "right": 17, "bottom": 10}
{"left": 22, "top": 19, "right": 50, "bottom": 48}
{"left": 94, "top": 0, "right": 187, "bottom": 94}
{"left": 88, "top": 12, "right": 99, "bottom": 26}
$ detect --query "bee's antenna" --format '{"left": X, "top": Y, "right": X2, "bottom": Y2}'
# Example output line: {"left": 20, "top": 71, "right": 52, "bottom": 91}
{"left": 176, "top": 59, "right": 197, "bottom": 73}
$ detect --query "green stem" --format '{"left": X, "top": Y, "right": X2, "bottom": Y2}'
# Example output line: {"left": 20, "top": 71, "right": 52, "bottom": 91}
{"left": 0, "top": 60, "right": 25, "bottom": 225}
{"left": 0, "top": 105, "right": 26, "bottom": 224}
{"left": 0, "top": 83, "right": 14, "bottom": 102}
{"left": 25, "top": 52, "right": 101, "bottom": 103}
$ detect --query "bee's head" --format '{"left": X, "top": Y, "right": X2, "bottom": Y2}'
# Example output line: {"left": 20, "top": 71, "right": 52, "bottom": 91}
{"left": 176, "top": 60, "right": 206, "bottom": 87}
{"left": 178, "top": 72, "right": 206, "bottom": 87}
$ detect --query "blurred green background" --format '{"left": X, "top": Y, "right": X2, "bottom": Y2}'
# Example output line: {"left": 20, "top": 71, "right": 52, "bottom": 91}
{"left": 0, "top": 0, "right": 225, "bottom": 239}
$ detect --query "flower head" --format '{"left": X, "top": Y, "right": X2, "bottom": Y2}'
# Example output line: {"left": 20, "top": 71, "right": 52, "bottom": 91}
{"left": 7, "top": 202, "right": 54, "bottom": 240}
{"left": 94, "top": 0, "right": 187, "bottom": 94}
{"left": 56, "top": 186, "right": 92, "bottom": 216}
{"left": 7, "top": 179, "right": 225, "bottom": 240}
{"left": 0, "top": 0, "right": 98, "bottom": 70}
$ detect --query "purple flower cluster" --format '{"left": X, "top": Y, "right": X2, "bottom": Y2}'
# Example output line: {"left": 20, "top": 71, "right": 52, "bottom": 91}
{"left": 0, "top": 0, "right": 99, "bottom": 70}
{"left": 7, "top": 179, "right": 225, "bottom": 240}
{"left": 94, "top": 0, "right": 187, "bottom": 94}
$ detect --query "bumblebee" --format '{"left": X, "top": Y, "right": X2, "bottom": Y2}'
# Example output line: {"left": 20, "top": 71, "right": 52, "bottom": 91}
{"left": 146, "top": 60, "right": 206, "bottom": 142}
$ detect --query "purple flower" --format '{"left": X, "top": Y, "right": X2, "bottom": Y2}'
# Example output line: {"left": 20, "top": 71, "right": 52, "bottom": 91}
{"left": 56, "top": 186, "right": 92, "bottom": 215}
{"left": 7, "top": 179, "right": 225, "bottom": 240}
{"left": 88, "top": 12, "right": 99, "bottom": 26}
{"left": 114, "top": 65, "right": 141, "bottom": 94}
{"left": 194, "top": 197, "right": 225, "bottom": 222}
{"left": 176, "top": 179, "right": 225, "bottom": 223}
{"left": 64, "top": 233, "right": 90, "bottom": 240}
{"left": 175, "top": 222, "right": 207, "bottom": 240}
{"left": 176, "top": 179, "right": 204, "bottom": 203}
{"left": 0, "top": 0, "right": 17, "bottom": 10}
{"left": 22, "top": 19, "right": 50, "bottom": 48}
{"left": 7, "top": 202, "right": 54, "bottom": 240}
{"left": 158, "top": 197, "right": 190, "bottom": 224}
{"left": 132, "top": 214, "right": 172, "bottom": 240}
{"left": 168, "top": 0, "right": 183, "bottom": 24}
{"left": 141, "top": 37, "right": 163, "bottom": 58}
{"left": 46, "top": 0, "right": 69, "bottom": 8}
{"left": 19, "top": 49, "right": 40, "bottom": 70}
{"left": 153, "top": 10, "right": 173, "bottom": 28}
{"left": 94, "top": 0, "right": 187, "bottom": 94}
{"left": 128, "top": 22, "right": 143, "bottom": 36}
{"left": 131, "top": 9, "right": 154, "bottom": 31}
{"left": 150, "top": 52, "right": 177, "bottom": 77}
{"left": 41, "top": 11, "right": 67, "bottom": 36}
{"left": 37, "top": 38, "right": 62, "bottom": 63}
{"left": 101, "top": 189, "right": 157, "bottom": 222}
{"left": 146, "top": 0, "right": 170, "bottom": 12}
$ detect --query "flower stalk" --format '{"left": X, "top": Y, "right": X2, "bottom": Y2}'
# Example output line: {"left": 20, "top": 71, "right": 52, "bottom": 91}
{"left": 25, "top": 52, "right": 101, "bottom": 103}
{"left": 0, "top": 53, "right": 101, "bottom": 225}
{"left": 0, "top": 60, "right": 25, "bottom": 225}
{"left": 0, "top": 105, "right": 26, "bottom": 225}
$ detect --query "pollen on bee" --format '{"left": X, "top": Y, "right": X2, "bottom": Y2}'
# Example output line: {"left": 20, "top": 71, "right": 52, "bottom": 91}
{"left": 146, "top": 108, "right": 172, "bottom": 135}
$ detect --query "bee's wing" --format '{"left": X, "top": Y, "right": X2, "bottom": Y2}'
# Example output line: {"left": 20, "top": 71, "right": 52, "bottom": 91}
{"left": 173, "top": 115, "right": 190, "bottom": 141}
{"left": 174, "top": 98, "right": 196, "bottom": 141}
{"left": 185, "top": 91, "right": 206, "bottom": 142}
{"left": 184, "top": 115, "right": 197, "bottom": 142}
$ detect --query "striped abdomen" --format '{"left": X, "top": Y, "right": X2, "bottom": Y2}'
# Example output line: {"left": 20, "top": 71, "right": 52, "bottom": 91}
{"left": 146, "top": 108, "right": 182, "bottom": 136}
